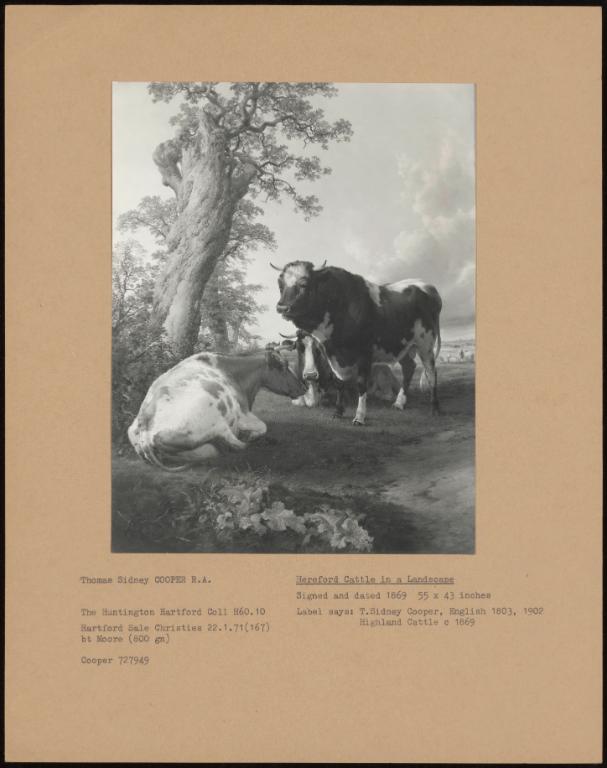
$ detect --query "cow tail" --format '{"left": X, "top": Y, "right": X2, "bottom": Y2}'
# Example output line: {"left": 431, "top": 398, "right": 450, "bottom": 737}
{"left": 150, "top": 452, "right": 190, "bottom": 473}
{"left": 139, "top": 433, "right": 190, "bottom": 473}
{"left": 419, "top": 320, "right": 441, "bottom": 391}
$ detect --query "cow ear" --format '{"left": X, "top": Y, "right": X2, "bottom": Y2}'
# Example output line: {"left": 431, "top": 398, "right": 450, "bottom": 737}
{"left": 265, "top": 348, "right": 281, "bottom": 369}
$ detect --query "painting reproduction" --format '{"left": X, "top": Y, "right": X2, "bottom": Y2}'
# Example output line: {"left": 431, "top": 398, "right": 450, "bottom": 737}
{"left": 112, "top": 82, "right": 476, "bottom": 554}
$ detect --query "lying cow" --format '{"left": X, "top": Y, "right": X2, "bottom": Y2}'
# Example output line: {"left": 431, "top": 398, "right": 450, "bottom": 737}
{"left": 273, "top": 261, "right": 442, "bottom": 425}
{"left": 127, "top": 347, "right": 306, "bottom": 471}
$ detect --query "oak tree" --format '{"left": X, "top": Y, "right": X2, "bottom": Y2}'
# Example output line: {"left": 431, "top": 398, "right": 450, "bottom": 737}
{"left": 146, "top": 81, "right": 352, "bottom": 356}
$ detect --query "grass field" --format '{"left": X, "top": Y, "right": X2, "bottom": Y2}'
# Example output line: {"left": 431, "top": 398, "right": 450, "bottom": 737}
{"left": 112, "top": 361, "right": 475, "bottom": 554}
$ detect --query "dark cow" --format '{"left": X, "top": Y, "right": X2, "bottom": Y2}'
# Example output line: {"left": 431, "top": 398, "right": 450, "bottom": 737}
{"left": 273, "top": 261, "right": 442, "bottom": 425}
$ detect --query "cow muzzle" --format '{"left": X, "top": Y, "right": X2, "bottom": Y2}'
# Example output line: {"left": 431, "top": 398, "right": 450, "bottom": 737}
{"left": 303, "top": 370, "right": 319, "bottom": 381}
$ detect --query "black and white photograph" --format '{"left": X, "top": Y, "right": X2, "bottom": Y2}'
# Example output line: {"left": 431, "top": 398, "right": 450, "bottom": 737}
{"left": 112, "top": 82, "right": 476, "bottom": 554}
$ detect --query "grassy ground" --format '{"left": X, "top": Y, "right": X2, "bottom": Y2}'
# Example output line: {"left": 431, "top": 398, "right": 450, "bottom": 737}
{"left": 112, "top": 362, "right": 475, "bottom": 554}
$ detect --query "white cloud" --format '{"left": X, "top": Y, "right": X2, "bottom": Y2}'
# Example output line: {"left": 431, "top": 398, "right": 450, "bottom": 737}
{"left": 342, "top": 232, "right": 371, "bottom": 273}
{"left": 377, "top": 133, "right": 476, "bottom": 330}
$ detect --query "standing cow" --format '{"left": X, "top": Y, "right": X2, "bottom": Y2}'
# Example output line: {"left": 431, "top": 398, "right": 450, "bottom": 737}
{"left": 272, "top": 261, "right": 442, "bottom": 425}
{"left": 278, "top": 329, "right": 335, "bottom": 407}
{"left": 281, "top": 330, "right": 412, "bottom": 409}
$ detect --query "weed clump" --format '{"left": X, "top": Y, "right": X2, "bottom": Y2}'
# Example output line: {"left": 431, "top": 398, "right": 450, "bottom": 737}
{"left": 113, "top": 470, "right": 373, "bottom": 553}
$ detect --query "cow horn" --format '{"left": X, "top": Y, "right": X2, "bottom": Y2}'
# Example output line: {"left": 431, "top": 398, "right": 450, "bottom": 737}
{"left": 279, "top": 332, "right": 297, "bottom": 339}
{"left": 269, "top": 262, "right": 283, "bottom": 271}
{"left": 316, "top": 260, "right": 327, "bottom": 270}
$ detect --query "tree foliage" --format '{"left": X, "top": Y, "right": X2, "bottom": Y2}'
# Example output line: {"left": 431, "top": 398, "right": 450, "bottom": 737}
{"left": 117, "top": 195, "right": 271, "bottom": 352}
{"left": 148, "top": 81, "right": 353, "bottom": 220}
{"left": 198, "top": 260, "right": 266, "bottom": 351}
{"left": 112, "top": 240, "right": 179, "bottom": 446}
{"left": 117, "top": 196, "right": 177, "bottom": 243}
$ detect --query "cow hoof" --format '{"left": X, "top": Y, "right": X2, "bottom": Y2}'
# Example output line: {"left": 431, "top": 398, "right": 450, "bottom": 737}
{"left": 352, "top": 419, "right": 365, "bottom": 426}
{"left": 392, "top": 403, "right": 405, "bottom": 411}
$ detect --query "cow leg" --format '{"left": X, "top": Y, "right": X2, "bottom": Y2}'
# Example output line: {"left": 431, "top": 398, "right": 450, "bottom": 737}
{"left": 393, "top": 387, "right": 407, "bottom": 410}
{"left": 333, "top": 380, "right": 345, "bottom": 418}
{"left": 353, "top": 364, "right": 371, "bottom": 426}
{"left": 427, "top": 363, "right": 440, "bottom": 415}
{"left": 417, "top": 339, "right": 440, "bottom": 415}
{"left": 353, "top": 393, "right": 367, "bottom": 426}
{"left": 237, "top": 412, "right": 267, "bottom": 442}
{"left": 393, "top": 352, "right": 416, "bottom": 410}
{"left": 402, "top": 352, "right": 416, "bottom": 392}
{"left": 214, "top": 424, "right": 248, "bottom": 451}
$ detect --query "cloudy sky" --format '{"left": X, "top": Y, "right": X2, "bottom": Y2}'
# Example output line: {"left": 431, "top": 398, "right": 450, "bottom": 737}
{"left": 113, "top": 82, "right": 475, "bottom": 341}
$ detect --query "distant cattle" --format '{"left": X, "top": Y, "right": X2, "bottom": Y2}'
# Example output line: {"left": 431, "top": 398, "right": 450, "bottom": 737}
{"left": 127, "top": 348, "right": 306, "bottom": 471}
{"left": 440, "top": 350, "right": 475, "bottom": 363}
{"left": 273, "top": 261, "right": 442, "bottom": 425}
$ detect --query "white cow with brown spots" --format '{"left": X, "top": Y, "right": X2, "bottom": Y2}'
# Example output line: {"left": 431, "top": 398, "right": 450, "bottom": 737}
{"left": 128, "top": 348, "right": 306, "bottom": 471}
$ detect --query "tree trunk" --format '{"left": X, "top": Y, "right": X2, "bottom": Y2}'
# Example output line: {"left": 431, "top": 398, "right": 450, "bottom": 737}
{"left": 231, "top": 319, "right": 242, "bottom": 350}
{"left": 151, "top": 111, "right": 254, "bottom": 357}
{"left": 204, "top": 274, "right": 230, "bottom": 352}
